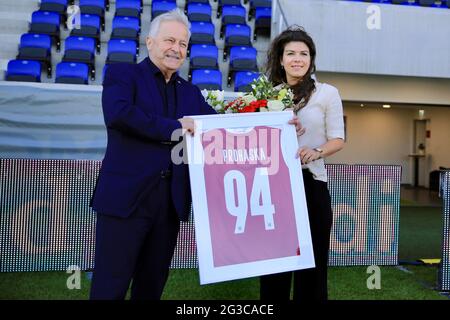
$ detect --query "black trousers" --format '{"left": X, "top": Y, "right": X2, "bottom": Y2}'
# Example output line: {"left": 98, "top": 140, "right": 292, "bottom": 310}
{"left": 260, "top": 169, "right": 333, "bottom": 301}
{"left": 89, "top": 176, "right": 180, "bottom": 300}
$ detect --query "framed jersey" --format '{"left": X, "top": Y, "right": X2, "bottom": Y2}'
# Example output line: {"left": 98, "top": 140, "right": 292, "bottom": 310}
{"left": 185, "top": 111, "right": 314, "bottom": 284}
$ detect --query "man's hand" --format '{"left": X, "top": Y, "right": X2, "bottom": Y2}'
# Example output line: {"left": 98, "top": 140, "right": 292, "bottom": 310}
{"left": 288, "top": 116, "right": 306, "bottom": 136}
{"left": 178, "top": 117, "right": 196, "bottom": 136}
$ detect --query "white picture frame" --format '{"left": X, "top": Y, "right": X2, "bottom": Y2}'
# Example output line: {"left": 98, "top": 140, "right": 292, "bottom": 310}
{"left": 185, "top": 111, "right": 315, "bottom": 285}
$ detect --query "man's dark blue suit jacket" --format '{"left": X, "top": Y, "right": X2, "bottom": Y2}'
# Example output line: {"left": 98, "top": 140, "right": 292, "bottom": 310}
{"left": 91, "top": 57, "right": 215, "bottom": 221}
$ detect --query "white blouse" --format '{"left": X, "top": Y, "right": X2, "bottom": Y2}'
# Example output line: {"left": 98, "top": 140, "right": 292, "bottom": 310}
{"left": 296, "top": 82, "right": 345, "bottom": 182}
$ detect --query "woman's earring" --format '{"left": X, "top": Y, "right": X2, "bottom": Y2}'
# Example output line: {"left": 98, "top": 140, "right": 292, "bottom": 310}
{"left": 281, "top": 65, "right": 284, "bottom": 69}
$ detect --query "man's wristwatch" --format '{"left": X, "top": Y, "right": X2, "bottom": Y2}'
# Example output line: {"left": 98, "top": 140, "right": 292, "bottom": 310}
{"left": 313, "top": 148, "right": 323, "bottom": 159}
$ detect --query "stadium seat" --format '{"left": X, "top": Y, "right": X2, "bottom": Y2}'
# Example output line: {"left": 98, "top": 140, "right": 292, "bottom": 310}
{"left": 184, "top": 0, "right": 210, "bottom": 13}
{"left": 17, "top": 33, "right": 52, "bottom": 78}
{"left": 70, "top": 14, "right": 101, "bottom": 53}
{"left": 111, "top": 16, "right": 140, "bottom": 54}
{"left": 432, "top": 1, "right": 448, "bottom": 8}
{"left": 419, "top": 0, "right": 447, "bottom": 7}
{"left": 189, "top": 44, "right": 219, "bottom": 79}
{"left": 224, "top": 24, "right": 252, "bottom": 61}
{"left": 79, "top": 0, "right": 106, "bottom": 31}
{"left": 5, "top": 60, "right": 42, "bottom": 82}
{"left": 187, "top": 3, "right": 212, "bottom": 22}
{"left": 39, "top": 0, "right": 68, "bottom": 26}
{"left": 418, "top": 0, "right": 436, "bottom": 5}
{"left": 392, "top": 0, "right": 419, "bottom": 5}
{"left": 40, "top": 0, "right": 68, "bottom": 12}
{"left": 220, "top": 5, "right": 247, "bottom": 39}
{"left": 106, "top": 39, "right": 137, "bottom": 64}
{"left": 234, "top": 71, "right": 260, "bottom": 92}
{"left": 253, "top": 7, "right": 271, "bottom": 40}
{"left": 62, "top": 36, "right": 96, "bottom": 80}
{"left": 191, "top": 69, "right": 223, "bottom": 90}
{"left": 249, "top": 0, "right": 272, "bottom": 20}
{"left": 152, "top": 1, "right": 177, "bottom": 20}
{"left": 55, "top": 62, "right": 89, "bottom": 84}
{"left": 228, "top": 46, "right": 258, "bottom": 86}
{"left": 189, "top": 21, "right": 216, "bottom": 47}
{"left": 29, "top": 11, "right": 61, "bottom": 51}
{"left": 115, "top": 0, "right": 142, "bottom": 19}
{"left": 217, "top": 0, "right": 243, "bottom": 19}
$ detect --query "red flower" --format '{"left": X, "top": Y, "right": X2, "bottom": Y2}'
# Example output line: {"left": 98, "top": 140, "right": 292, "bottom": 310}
{"left": 258, "top": 99, "right": 268, "bottom": 108}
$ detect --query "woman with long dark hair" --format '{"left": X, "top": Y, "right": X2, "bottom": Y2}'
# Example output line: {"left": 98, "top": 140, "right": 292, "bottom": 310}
{"left": 260, "top": 26, "right": 345, "bottom": 301}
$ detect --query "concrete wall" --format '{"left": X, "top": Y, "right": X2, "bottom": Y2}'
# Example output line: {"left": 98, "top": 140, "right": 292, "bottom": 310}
{"left": 274, "top": 0, "right": 450, "bottom": 79}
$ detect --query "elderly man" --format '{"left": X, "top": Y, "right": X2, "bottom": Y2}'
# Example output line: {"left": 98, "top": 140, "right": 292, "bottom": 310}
{"left": 89, "top": 9, "right": 214, "bottom": 300}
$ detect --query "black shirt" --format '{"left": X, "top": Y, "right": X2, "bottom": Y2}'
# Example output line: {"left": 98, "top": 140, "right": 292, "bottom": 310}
{"left": 147, "top": 59, "right": 179, "bottom": 118}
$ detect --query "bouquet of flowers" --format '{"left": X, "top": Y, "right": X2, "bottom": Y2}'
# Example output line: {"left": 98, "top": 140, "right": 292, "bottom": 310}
{"left": 202, "top": 75, "right": 294, "bottom": 114}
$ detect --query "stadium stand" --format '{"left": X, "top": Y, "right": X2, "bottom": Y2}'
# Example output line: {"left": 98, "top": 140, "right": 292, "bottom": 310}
{"left": 2, "top": 0, "right": 274, "bottom": 91}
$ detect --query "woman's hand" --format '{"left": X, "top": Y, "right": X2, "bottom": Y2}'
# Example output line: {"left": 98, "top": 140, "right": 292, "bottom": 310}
{"left": 288, "top": 115, "right": 306, "bottom": 136}
{"left": 296, "top": 147, "right": 322, "bottom": 164}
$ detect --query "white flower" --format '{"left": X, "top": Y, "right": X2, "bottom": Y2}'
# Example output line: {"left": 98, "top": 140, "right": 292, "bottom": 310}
{"left": 213, "top": 103, "right": 224, "bottom": 111}
{"left": 242, "top": 94, "right": 256, "bottom": 105}
{"left": 267, "top": 100, "right": 285, "bottom": 112}
{"left": 214, "top": 90, "right": 224, "bottom": 102}
{"left": 225, "top": 108, "right": 234, "bottom": 114}
{"left": 201, "top": 89, "right": 209, "bottom": 97}
{"left": 259, "top": 107, "right": 268, "bottom": 112}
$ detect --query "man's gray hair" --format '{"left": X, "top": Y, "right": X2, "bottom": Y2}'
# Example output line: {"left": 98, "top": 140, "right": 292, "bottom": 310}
{"left": 148, "top": 9, "right": 191, "bottom": 39}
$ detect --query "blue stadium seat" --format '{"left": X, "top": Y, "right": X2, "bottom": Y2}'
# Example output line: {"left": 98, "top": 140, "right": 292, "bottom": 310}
{"left": 431, "top": 1, "right": 449, "bottom": 8}
{"left": 224, "top": 24, "right": 252, "bottom": 60}
{"left": 55, "top": 62, "right": 89, "bottom": 84}
{"left": 111, "top": 16, "right": 140, "bottom": 54}
{"left": 418, "top": 0, "right": 433, "bottom": 5}
{"left": 217, "top": 0, "right": 243, "bottom": 19}
{"left": 249, "top": 0, "right": 271, "bottom": 20}
{"left": 70, "top": 14, "right": 101, "bottom": 53}
{"left": 190, "top": 21, "right": 215, "bottom": 47}
{"left": 39, "top": 0, "right": 68, "bottom": 26}
{"left": 106, "top": 39, "right": 137, "bottom": 64}
{"left": 5, "top": 60, "right": 41, "bottom": 82}
{"left": 79, "top": 0, "right": 106, "bottom": 31}
{"left": 152, "top": 1, "right": 177, "bottom": 20}
{"left": 234, "top": 71, "right": 260, "bottom": 92}
{"left": 184, "top": 0, "right": 210, "bottom": 13}
{"left": 187, "top": 3, "right": 212, "bottom": 22}
{"left": 419, "top": 0, "right": 446, "bottom": 6}
{"left": 189, "top": 44, "right": 219, "bottom": 79}
{"left": 228, "top": 46, "right": 258, "bottom": 86}
{"left": 115, "top": 0, "right": 142, "bottom": 19}
{"left": 17, "top": 33, "right": 52, "bottom": 77}
{"left": 40, "top": 0, "right": 68, "bottom": 12}
{"left": 393, "top": 0, "right": 420, "bottom": 5}
{"left": 191, "top": 69, "right": 222, "bottom": 90}
{"left": 62, "top": 36, "right": 96, "bottom": 80}
{"left": 220, "top": 5, "right": 247, "bottom": 38}
{"left": 29, "top": 11, "right": 61, "bottom": 51}
{"left": 254, "top": 7, "right": 271, "bottom": 40}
